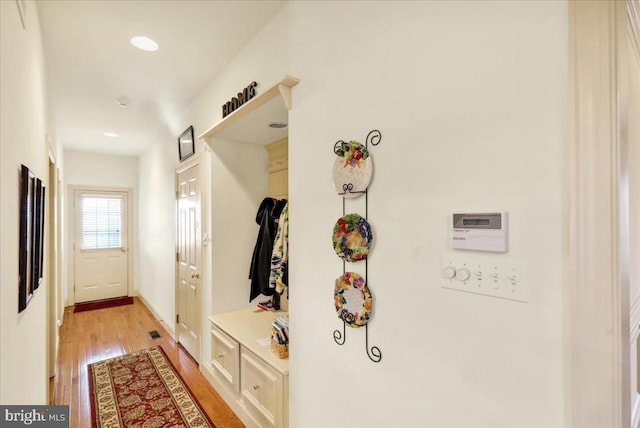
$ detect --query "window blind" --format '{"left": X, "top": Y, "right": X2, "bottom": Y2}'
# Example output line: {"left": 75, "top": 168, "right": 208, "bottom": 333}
{"left": 79, "top": 194, "right": 123, "bottom": 249}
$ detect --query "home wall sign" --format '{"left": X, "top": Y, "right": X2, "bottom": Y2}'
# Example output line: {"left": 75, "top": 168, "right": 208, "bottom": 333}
{"left": 222, "top": 81, "right": 257, "bottom": 118}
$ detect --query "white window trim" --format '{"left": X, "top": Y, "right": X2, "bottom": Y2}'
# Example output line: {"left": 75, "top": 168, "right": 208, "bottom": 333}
{"left": 77, "top": 191, "right": 126, "bottom": 250}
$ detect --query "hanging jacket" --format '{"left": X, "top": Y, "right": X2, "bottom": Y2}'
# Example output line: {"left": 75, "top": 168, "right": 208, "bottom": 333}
{"left": 248, "top": 198, "right": 287, "bottom": 301}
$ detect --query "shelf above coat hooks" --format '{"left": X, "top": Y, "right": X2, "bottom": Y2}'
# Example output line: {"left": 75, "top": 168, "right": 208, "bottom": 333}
{"left": 198, "top": 75, "right": 299, "bottom": 146}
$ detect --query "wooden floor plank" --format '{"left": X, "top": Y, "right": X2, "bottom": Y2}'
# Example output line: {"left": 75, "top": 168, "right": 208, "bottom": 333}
{"left": 51, "top": 297, "right": 244, "bottom": 428}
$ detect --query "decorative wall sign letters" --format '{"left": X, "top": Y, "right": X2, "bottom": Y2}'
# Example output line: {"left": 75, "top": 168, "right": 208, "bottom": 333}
{"left": 222, "top": 81, "right": 257, "bottom": 118}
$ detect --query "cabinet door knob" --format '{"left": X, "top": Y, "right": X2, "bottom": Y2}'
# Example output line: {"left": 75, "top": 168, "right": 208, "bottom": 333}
{"left": 218, "top": 353, "right": 224, "bottom": 358}
{"left": 191, "top": 272, "right": 200, "bottom": 279}
{"left": 253, "top": 384, "right": 260, "bottom": 390}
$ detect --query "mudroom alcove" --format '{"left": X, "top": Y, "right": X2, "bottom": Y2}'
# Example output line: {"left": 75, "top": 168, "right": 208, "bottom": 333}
{"left": 198, "top": 75, "right": 298, "bottom": 428}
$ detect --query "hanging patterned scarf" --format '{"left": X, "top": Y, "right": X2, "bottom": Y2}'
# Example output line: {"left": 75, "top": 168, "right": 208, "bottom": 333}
{"left": 270, "top": 202, "right": 288, "bottom": 294}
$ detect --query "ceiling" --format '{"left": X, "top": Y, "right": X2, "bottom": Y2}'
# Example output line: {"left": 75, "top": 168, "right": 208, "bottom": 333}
{"left": 37, "top": 0, "right": 287, "bottom": 156}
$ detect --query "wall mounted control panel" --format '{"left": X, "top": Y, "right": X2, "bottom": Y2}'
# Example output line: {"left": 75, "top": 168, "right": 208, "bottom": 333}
{"left": 452, "top": 212, "right": 508, "bottom": 252}
{"left": 441, "top": 253, "right": 528, "bottom": 303}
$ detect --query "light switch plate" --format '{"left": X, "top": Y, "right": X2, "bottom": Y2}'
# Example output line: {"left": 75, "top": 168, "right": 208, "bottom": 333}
{"left": 441, "top": 253, "right": 529, "bottom": 303}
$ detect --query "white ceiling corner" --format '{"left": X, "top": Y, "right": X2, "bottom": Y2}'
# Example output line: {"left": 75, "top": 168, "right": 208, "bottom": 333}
{"left": 37, "top": 0, "right": 287, "bottom": 156}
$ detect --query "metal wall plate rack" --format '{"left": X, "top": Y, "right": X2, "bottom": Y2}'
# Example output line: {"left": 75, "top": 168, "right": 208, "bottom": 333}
{"left": 332, "top": 129, "right": 382, "bottom": 363}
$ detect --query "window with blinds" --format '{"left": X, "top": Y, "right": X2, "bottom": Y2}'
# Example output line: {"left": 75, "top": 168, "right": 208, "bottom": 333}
{"left": 79, "top": 194, "right": 124, "bottom": 249}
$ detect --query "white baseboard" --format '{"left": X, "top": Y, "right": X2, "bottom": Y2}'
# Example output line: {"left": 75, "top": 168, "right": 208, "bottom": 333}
{"left": 137, "top": 293, "right": 176, "bottom": 339}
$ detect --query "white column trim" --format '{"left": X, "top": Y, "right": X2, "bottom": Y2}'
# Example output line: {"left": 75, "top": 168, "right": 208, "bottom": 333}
{"left": 567, "top": 1, "right": 630, "bottom": 426}
{"left": 627, "top": 0, "right": 640, "bottom": 64}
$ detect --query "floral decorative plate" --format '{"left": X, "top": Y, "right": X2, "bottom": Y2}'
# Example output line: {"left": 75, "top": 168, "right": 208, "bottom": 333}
{"left": 332, "top": 213, "right": 372, "bottom": 262}
{"left": 334, "top": 272, "right": 372, "bottom": 327}
{"left": 332, "top": 141, "right": 372, "bottom": 199}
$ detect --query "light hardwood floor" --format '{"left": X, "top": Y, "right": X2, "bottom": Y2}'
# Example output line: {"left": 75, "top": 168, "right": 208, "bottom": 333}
{"left": 50, "top": 297, "right": 244, "bottom": 428}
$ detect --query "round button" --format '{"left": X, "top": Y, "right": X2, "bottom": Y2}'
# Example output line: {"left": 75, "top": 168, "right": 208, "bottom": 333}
{"left": 441, "top": 266, "right": 456, "bottom": 279}
{"left": 456, "top": 267, "right": 471, "bottom": 281}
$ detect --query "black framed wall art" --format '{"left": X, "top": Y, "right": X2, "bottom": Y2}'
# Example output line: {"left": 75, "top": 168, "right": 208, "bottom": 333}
{"left": 178, "top": 126, "right": 195, "bottom": 162}
{"left": 19, "top": 164, "right": 45, "bottom": 313}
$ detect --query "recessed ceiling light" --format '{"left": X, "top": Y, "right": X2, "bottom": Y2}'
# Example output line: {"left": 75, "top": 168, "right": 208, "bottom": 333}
{"left": 268, "top": 122, "right": 287, "bottom": 129}
{"left": 130, "top": 36, "right": 158, "bottom": 52}
{"left": 104, "top": 132, "right": 118, "bottom": 138}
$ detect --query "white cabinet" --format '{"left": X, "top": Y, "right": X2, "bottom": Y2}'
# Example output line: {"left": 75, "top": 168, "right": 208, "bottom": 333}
{"left": 210, "top": 325, "right": 240, "bottom": 392}
{"left": 204, "top": 308, "right": 289, "bottom": 428}
{"left": 265, "top": 138, "right": 288, "bottom": 201}
{"left": 241, "top": 348, "right": 285, "bottom": 427}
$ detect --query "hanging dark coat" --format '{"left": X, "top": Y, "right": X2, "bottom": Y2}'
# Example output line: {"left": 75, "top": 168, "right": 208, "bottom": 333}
{"left": 248, "top": 198, "right": 287, "bottom": 301}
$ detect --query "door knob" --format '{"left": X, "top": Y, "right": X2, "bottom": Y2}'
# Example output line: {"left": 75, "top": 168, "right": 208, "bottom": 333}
{"left": 191, "top": 272, "right": 200, "bottom": 279}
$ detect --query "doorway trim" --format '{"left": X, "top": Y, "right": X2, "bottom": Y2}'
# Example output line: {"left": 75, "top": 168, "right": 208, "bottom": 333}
{"left": 567, "top": 1, "right": 639, "bottom": 426}
{"left": 46, "top": 137, "right": 59, "bottom": 396}
{"left": 67, "top": 185, "right": 134, "bottom": 305}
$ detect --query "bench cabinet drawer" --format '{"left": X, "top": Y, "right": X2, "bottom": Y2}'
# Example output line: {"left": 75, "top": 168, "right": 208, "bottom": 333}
{"left": 240, "top": 348, "right": 285, "bottom": 428}
{"left": 210, "top": 324, "right": 240, "bottom": 392}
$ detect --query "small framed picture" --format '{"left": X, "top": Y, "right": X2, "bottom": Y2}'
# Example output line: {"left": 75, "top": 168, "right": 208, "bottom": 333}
{"left": 178, "top": 126, "right": 195, "bottom": 162}
{"left": 18, "top": 165, "right": 34, "bottom": 312}
{"left": 32, "top": 177, "right": 45, "bottom": 292}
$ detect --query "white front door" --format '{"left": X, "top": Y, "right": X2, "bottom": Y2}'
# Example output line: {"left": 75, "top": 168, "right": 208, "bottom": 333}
{"left": 74, "top": 190, "right": 128, "bottom": 303}
{"left": 176, "top": 163, "right": 201, "bottom": 362}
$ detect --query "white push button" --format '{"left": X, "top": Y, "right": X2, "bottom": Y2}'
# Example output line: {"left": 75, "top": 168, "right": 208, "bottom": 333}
{"left": 441, "top": 266, "right": 457, "bottom": 279}
{"left": 456, "top": 267, "right": 471, "bottom": 281}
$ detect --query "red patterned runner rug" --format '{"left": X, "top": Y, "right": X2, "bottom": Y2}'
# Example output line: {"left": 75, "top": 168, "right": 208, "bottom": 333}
{"left": 88, "top": 346, "right": 215, "bottom": 428}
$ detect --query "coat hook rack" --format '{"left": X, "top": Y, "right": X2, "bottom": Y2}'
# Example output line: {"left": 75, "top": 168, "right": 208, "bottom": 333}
{"left": 332, "top": 129, "right": 383, "bottom": 363}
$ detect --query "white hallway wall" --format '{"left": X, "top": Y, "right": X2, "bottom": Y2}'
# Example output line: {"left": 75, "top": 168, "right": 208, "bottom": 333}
{"left": 138, "top": 1, "right": 566, "bottom": 426}
{"left": 0, "top": 0, "right": 55, "bottom": 404}
{"left": 63, "top": 150, "right": 138, "bottom": 306}
{"left": 287, "top": 2, "right": 565, "bottom": 426}
{"left": 137, "top": 135, "right": 177, "bottom": 329}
